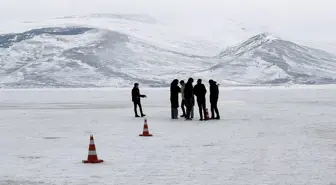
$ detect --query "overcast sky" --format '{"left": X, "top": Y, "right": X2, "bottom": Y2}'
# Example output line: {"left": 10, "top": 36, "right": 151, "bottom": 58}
{"left": 1, "top": 0, "right": 335, "bottom": 20}
{"left": 0, "top": 0, "right": 336, "bottom": 52}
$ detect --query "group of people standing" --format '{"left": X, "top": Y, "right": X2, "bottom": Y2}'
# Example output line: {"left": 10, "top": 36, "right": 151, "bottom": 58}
{"left": 170, "top": 78, "right": 220, "bottom": 121}
{"left": 130, "top": 79, "right": 220, "bottom": 121}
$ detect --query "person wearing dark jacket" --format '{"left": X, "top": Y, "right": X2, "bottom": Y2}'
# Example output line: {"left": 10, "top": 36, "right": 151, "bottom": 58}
{"left": 193, "top": 79, "right": 207, "bottom": 121}
{"left": 184, "top": 78, "right": 194, "bottom": 120}
{"left": 209, "top": 79, "right": 220, "bottom": 119}
{"left": 170, "top": 79, "right": 181, "bottom": 119}
{"left": 131, "top": 83, "right": 146, "bottom": 117}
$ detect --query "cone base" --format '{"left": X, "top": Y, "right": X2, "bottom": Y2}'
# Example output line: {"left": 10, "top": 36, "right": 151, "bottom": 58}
{"left": 82, "top": 159, "right": 104, "bottom": 163}
{"left": 139, "top": 134, "right": 152, "bottom": 137}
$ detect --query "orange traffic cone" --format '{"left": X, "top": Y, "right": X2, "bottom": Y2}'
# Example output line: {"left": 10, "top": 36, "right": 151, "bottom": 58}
{"left": 139, "top": 118, "right": 152, "bottom": 137}
{"left": 82, "top": 135, "right": 104, "bottom": 163}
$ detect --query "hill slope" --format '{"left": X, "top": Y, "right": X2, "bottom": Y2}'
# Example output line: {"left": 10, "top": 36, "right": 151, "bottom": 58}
{"left": 194, "top": 33, "right": 336, "bottom": 85}
{"left": 0, "top": 26, "right": 216, "bottom": 88}
{"left": 1, "top": 15, "right": 336, "bottom": 88}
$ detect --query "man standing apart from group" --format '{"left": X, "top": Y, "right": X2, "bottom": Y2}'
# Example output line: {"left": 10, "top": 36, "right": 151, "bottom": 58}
{"left": 131, "top": 83, "right": 146, "bottom": 117}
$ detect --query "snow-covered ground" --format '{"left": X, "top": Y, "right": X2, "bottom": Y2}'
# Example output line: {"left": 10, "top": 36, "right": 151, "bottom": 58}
{"left": 1, "top": 86, "right": 336, "bottom": 185}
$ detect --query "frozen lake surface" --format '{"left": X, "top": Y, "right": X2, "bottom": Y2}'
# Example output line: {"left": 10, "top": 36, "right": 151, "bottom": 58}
{"left": 0, "top": 86, "right": 335, "bottom": 185}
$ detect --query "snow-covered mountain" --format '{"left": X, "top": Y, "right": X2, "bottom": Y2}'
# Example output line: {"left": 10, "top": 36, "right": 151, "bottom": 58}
{"left": 0, "top": 14, "right": 336, "bottom": 88}
{"left": 195, "top": 33, "right": 336, "bottom": 85}
{"left": 0, "top": 26, "right": 216, "bottom": 88}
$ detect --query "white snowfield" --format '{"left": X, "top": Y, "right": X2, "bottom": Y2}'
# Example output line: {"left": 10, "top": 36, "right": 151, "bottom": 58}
{"left": 0, "top": 86, "right": 335, "bottom": 185}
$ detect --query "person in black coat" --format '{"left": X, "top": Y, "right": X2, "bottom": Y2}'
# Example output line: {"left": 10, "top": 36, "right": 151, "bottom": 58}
{"left": 184, "top": 78, "right": 194, "bottom": 120}
{"left": 209, "top": 79, "right": 220, "bottom": 119}
{"left": 131, "top": 83, "right": 146, "bottom": 117}
{"left": 193, "top": 79, "right": 207, "bottom": 120}
{"left": 170, "top": 79, "right": 181, "bottom": 119}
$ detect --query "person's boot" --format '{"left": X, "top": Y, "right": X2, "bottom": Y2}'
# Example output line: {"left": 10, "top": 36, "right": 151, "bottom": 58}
{"left": 135, "top": 110, "right": 140, "bottom": 117}
{"left": 180, "top": 109, "right": 186, "bottom": 117}
{"left": 185, "top": 111, "right": 191, "bottom": 120}
{"left": 214, "top": 107, "right": 220, "bottom": 120}
{"left": 139, "top": 105, "right": 145, "bottom": 117}
{"left": 174, "top": 108, "right": 178, "bottom": 119}
{"left": 211, "top": 109, "right": 215, "bottom": 119}
{"left": 134, "top": 108, "right": 139, "bottom": 117}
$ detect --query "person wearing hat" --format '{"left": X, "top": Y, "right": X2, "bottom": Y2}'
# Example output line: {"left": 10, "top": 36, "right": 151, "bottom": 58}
{"left": 209, "top": 79, "right": 220, "bottom": 119}
{"left": 131, "top": 83, "right": 146, "bottom": 117}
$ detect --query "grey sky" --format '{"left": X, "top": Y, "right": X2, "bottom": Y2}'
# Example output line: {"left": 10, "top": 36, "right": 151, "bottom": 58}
{"left": 1, "top": 0, "right": 335, "bottom": 20}
{"left": 0, "top": 0, "right": 336, "bottom": 52}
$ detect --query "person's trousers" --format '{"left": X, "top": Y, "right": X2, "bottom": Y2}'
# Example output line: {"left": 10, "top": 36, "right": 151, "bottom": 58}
{"left": 190, "top": 106, "right": 194, "bottom": 118}
{"left": 197, "top": 98, "right": 206, "bottom": 120}
{"left": 133, "top": 102, "right": 143, "bottom": 116}
{"left": 171, "top": 107, "right": 178, "bottom": 119}
{"left": 185, "top": 98, "right": 193, "bottom": 119}
{"left": 181, "top": 99, "right": 186, "bottom": 116}
{"left": 210, "top": 101, "right": 219, "bottom": 118}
